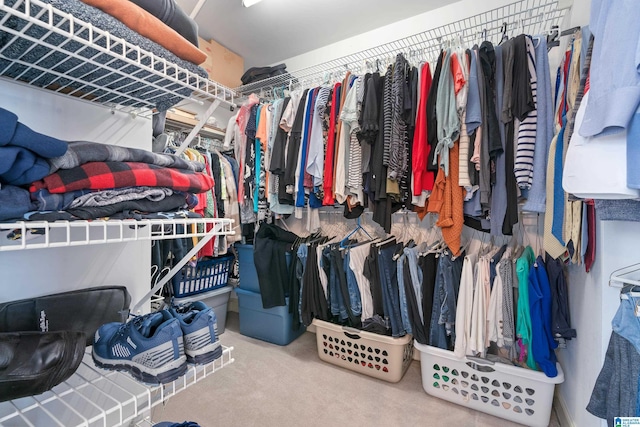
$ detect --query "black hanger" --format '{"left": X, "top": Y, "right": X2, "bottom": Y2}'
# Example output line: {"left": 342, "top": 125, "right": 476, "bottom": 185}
{"left": 499, "top": 22, "right": 509, "bottom": 44}
{"left": 547, "top": 25, "right": 560, "bottom": 50}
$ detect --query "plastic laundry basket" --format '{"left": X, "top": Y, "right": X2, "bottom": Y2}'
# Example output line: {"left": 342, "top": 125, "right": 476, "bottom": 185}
{"left": 312, "top": 319, "right": 413, "bottom": 383}
{"left": 172, "top": 254, "right": 233, "bottom": 297}
{"left": 415, "top": 342, "right": 564, "bottom": 427}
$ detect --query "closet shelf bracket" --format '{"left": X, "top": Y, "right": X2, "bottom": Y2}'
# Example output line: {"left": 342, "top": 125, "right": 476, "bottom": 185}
{"left": 174, "top": 98, "right": 221, "bottom": 156}
{"left": 130, "top": 219, "right": 231, "bottom": 314}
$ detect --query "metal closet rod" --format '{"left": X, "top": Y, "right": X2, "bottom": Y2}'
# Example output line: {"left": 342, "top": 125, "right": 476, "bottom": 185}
{"left": 235, "top": 0, "right": 570, "bottom": 98}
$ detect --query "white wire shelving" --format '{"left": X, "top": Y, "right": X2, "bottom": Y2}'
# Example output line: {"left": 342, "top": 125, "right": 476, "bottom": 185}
{"left": 0, "top": 345, "right": 234, "bottom": 427}
{"left": 234, "top": 0, "right": 571, "bottom": 98}
{"left": 0, "top": 0, "right": 237, "bottom": 118}
{"left": 0, "top": 218, "right": 234, "bottom": 252}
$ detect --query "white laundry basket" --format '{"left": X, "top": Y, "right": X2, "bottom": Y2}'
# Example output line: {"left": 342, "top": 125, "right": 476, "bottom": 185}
{"left": 312, "top": 319, "right": 413, "bottom": 383}
{"left": 415, "top": 342, "right": 564, "bottom": 427}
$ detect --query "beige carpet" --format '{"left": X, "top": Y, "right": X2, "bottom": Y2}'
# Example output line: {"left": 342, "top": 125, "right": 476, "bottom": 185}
{"left": 152, "top": 312, "right": 560, "bottom": 427}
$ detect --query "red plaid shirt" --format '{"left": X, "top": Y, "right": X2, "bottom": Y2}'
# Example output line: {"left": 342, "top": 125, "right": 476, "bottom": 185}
{"left": 30, "top": 162, "right": 214, "bottom": 194}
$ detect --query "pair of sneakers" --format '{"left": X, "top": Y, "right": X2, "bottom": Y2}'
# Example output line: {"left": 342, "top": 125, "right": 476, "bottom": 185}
{"left": 92, "top": 301, "right": 221, "bottom": 384}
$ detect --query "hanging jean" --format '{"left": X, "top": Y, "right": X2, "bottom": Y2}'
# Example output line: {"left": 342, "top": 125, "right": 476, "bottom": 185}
{"left": 396, "top": 253, "right": 413, "bottom": 335}
{"left": 323, "top": 246, "right": 342, "bottom": 319}
{"left": 429, "top": 251, "right": 463, "bottom": 349}
{"left": 404, "top": 247, "right": 424, "bottom": 323}
{"left": 330, "top": 248, "right": 360, "bottom": 327}
{"left": 378, "top": 243, "right": 406, "bottom": 337}
{"left": 343, "top": 251, "right": 362, "bottom": 317}
{"left": 296, "top": 244, "right": 308, "bottom": 326}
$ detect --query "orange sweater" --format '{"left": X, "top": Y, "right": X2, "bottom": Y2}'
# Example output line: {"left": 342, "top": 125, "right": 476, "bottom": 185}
{"left": 427, "top": 140, "right": 465, "bottom": 256}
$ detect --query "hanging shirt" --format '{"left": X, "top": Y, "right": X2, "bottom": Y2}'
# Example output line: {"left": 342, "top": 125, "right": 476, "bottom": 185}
{"left": 295, "top": 89, "right": 317, "bottom": 208}
{"left": 465, "top": 48, "right": 482, "bottom": 134}
{"left": 514, "top": 36, "right": 538, "bottom": 190}
{"left": 454, "top": 252, "right": 477, "bottom": 358}
{"left": 413, "top": 62, "right": 434, "bottom": 196}
{"left": 340, "top": 77, "right": 363, "bottom": 203}
{"left": 335, "top": 78, "right": 356, "bottom": 204}
{"left": 434, "top": 49, "right": 459, "bottom": 176}
{"left": 323, "top": 83, "right": 341, "bottom": 205}
{"left": 307, "top": 87, "right": 331, "bottom": 187}
{"left": 523, "top": 36, "right": 555, "bottom": 213}
{"left": 580, "top": 0, "right": 640, "bottom": 138}
{"left": 469, "top": 256, "right": 490, "bottom": 357}
{"left": 236, "top": 95, "right": 259, "bottom": 219}
{"left": 528, "top": 256, "right": 558, "bottom": 377}
{"left": 516, "top": 246, "right": 537, "bottom": 370}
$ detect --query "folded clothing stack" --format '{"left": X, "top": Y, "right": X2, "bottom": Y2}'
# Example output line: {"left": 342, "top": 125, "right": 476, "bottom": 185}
{"left": 0, "top": 107, "right": 215, "bottom": 222}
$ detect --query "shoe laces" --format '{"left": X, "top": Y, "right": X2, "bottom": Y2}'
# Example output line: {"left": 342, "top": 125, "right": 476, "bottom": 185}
{"left": 114, "top": 314, "right": 142, "bottom": 341}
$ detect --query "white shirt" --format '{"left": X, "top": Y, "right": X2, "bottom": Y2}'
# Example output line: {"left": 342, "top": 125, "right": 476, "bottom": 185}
{"left": 454, "top": 253, "right": 477, "bottom": 359}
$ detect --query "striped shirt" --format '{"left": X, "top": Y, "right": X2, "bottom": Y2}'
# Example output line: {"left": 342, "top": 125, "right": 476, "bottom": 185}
{"left": 382, "top": 66, "right": 394, "bottom": 167}
{"left": 514, "top": 37, "right": 538, "bottom": 189}
{"left": 388, "top": 54, "right": 408, "bottom": 181}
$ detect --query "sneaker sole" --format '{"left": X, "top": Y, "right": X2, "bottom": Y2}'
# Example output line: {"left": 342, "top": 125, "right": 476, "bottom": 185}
{"left": 92, "top": 351, "right": 187, "bottom": 384}
{"left": 186, "top": 340, "right": 222, "bottom": 365}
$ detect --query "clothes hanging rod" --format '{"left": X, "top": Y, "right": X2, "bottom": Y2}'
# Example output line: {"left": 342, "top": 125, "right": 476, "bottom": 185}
{"left": 235, "top": 0, "right": 571, "bottom": 98}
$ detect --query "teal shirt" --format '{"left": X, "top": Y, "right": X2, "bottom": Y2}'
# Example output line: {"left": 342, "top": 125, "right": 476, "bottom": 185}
{"left": 516, "top": 246, "right": 537, "bottom": 370}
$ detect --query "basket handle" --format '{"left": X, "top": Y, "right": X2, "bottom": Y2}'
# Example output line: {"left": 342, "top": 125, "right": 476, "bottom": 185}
{"left": 342, "top": 326, "right": 362, "bottom": 340}
{"left": 465, "top": 356, "right": 496, "bottom": 372}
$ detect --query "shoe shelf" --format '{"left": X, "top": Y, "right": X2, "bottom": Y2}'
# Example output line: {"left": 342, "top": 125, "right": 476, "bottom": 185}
{"left": 0, "top": 345, "right": 234, "bottom": 427}
{"left": 0, "top": 218, "right": 234, "bottom": 252}
{"left": 0, "top": 0, "right": 236, "bottom": 118}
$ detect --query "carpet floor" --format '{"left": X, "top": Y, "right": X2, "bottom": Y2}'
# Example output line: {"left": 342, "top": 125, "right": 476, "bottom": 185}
{"left": 151, "top": 311, "right": 561, "bottom": 427}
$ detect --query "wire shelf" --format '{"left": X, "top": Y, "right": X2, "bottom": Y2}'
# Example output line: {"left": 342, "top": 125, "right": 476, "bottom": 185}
{"left": 0, "top": 345, "right": 234, "bottom": 427}
{"left": 0, "top": 0, "right": 237, "bottom": 117}
{"left": 235, "top": 0, "right": 570, "bottom": 98}
{"left": 0, "top": 218, "right": 234, "bottom": 252}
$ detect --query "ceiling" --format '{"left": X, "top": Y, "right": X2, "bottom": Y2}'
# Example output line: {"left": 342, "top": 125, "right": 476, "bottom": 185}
{"left": 176, "top": 0, "right": 457, "bottom": 70}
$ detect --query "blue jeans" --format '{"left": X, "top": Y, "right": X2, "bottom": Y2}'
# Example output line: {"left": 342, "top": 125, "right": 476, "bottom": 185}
{"left": 404, "top": 247, "right": 424, "bottom": 323}
{"left": 612, "top": 296, "right": 640, "bottom": 354}
{"left": 344, "top": 252, "right": 362, "bottom": 317}
{"left": 429, "top": 251, "right": 463, "bottom": 349}
{"left": 396, "top": 253, "right": 413, "bottom": 335}
{"left": 378, "top": 244, "right": 405, "bottom": 337}
{"left": 296, "top": 244, "right": 308, "bottom": 325}
{"left": 328, "top": 248, "right": 349, "bottom": 321}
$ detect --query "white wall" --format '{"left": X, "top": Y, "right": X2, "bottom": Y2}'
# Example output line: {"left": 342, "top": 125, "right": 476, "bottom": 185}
{"left": 0, "top": 79, "right": 152, "bottom": 310}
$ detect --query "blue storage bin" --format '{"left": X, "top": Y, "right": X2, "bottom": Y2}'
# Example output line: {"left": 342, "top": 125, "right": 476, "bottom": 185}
{"left": 235, "top": 288, "right": 306, "bottom": 346}
{"left": 236, "top": 244, "right": 292, "bottom": 294}
{"left": 236, "top": 244, "right": 260, "bottom": 293}
{"left": 171, "top": 254, "right": 233, "bottom": 297}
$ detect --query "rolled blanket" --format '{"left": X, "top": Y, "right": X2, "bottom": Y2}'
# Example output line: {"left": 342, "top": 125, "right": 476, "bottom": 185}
{"left": 30, "top": 162, "right": 214, "bottom": 194}
{"left": 49, "top": 140, "right": 204, "bottom": 174}
{"left": 79, "top": 0, "right": 206, "bottom": 65}
{"left": 69, "top": 187, "right": 173, "bottom": 209}
{"left": 67, "top": 192, "right": 188, "bottom": 219}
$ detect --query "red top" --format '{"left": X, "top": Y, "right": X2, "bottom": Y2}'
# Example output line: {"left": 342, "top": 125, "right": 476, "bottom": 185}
{"left": 323, "top": 82, "right": 341, "bottom": 205}
{"left": 412, "top": 63, "right": 435, "bottom": 195}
